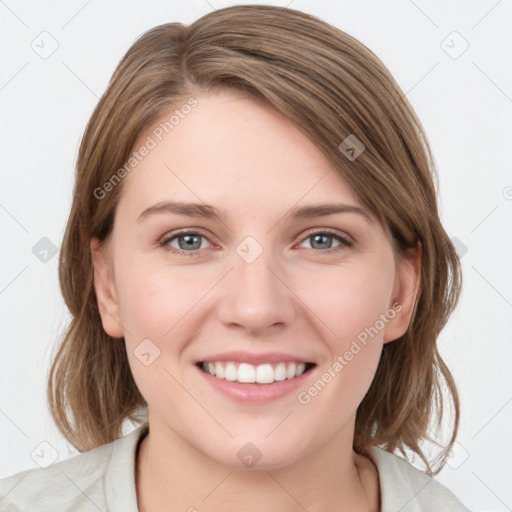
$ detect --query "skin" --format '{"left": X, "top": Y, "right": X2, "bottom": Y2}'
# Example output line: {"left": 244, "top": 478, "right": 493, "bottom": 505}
{"left": 91, "top": 89, "right": 420, "bottom": 512}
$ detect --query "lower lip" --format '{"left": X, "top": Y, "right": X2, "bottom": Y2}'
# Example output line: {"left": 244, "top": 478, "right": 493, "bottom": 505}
{"left": 195, "top": 364, "right": 315, "bottom": 403}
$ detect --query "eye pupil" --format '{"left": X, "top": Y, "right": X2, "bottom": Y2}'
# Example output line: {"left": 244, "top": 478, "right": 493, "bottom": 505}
{"left": 311, "top": 234, "right": 332, "bottom": 249}
{"left": 179, "top": 234, "right": 202, "bottom": 250}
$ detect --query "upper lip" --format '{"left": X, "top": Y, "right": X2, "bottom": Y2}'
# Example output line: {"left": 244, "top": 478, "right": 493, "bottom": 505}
{"left": 198, "top": 351, "right": 315, "bottom": 365}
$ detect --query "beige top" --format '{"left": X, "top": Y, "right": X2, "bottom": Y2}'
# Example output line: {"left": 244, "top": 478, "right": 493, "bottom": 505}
{"left": 0, "top": 423, "right": 471, "bottom": 511}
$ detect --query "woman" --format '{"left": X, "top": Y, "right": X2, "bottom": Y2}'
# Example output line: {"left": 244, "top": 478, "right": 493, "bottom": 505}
{"left": 0, "top": 5, "right": 470, "bottom": 511}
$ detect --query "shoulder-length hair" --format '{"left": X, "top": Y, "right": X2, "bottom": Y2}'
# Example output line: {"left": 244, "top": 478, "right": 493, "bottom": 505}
{"left": 48, "top": 4, "right": 462, "bottom": 476}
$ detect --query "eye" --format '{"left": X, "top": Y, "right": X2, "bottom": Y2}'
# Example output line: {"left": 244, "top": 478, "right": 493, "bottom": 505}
{"left": 159, "top": 230, "right": 212, "bottom": 256}
{"left": 297, "top": 229, "right": 353, "bottom": 253}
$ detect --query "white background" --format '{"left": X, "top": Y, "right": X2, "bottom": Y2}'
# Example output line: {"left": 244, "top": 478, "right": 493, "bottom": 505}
{"left": 1, "top": 1, "right": 511, "bottom": 510}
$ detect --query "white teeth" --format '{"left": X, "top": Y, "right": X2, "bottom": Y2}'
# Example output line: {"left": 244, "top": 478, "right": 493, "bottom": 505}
{"left": 274, "top": 363, "right": 287, "bottom": 381}
{"left": 256, "top": 364, "right": 274, "bottom": 384}
{"left": 238, "top": 363, "right": 256, "bottom": 383}
{"left": 215, "top": 362, "right": 224, "bottom": 378}
{"left": 225, "top": 362, "right": 237, "bottom": 381}
{"left": 201, "top": 361, "right": 311, "bottom": 384}
{"left": 286, "top": 363, "right": 296, "bottom": 379}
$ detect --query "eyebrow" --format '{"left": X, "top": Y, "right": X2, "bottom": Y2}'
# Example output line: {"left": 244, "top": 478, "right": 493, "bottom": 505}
{"left": 136, "top": 200, "right": 375, "bottom": 224}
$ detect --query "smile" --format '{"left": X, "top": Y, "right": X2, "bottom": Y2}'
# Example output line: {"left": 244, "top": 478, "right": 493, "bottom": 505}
{"left": 199, "top": 361, "right": 316, "bottom": 384}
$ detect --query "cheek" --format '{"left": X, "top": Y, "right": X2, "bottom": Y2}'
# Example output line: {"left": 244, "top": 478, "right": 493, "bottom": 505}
{"left": 302, "top": 262, "right": 394, "bottom": 349}
{"left": 300, "top": 261, "right": 394, "bottom": 408}
{"left": 114, "top": 260, "right": 219, "bottom": 397}
{"left": 296, "top": 263, "right": 393, "bottom": 404}
{"left": 116, "top": 260, "right": 200, "bottom": 340}
{"left": 117, "top": 263, "right": 200, "bottom": 404}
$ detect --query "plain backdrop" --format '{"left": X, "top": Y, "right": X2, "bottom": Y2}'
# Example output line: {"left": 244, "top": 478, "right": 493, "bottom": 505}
{"left": 1, "top": 1, "right": 511, "bottom": 510}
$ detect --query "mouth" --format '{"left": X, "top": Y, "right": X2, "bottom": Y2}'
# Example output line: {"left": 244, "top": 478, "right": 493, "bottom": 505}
{"left": 196, "top": 361, "right": 316, "bottom": 385}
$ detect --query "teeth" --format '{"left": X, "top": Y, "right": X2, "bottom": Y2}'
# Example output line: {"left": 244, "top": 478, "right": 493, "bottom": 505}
{"left": 215, "top": 362, "right": 225, "bottom": 379}
{"left": 201, "top": 361, "right": 310, "bottom": 384}
{"left": 238, "top": 363, "right": 256, "bottom": 383}
{"left": 256, "top": 364, "right": 274, "bottom": 384}
{"left": 274, "top": 363, "right": 287, "bottom": 381}
{"left": 225, "top": 362, "right": 237, "bottom": 381}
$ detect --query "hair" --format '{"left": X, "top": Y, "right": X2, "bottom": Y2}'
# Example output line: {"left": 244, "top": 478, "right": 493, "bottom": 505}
{"left": 47, "top": 4, "right": 462, "bottom": 475}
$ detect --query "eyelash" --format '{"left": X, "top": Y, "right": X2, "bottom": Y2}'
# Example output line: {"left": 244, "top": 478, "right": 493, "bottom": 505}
{"left": 158, "top": 228, "right": 354, "bottom": 257}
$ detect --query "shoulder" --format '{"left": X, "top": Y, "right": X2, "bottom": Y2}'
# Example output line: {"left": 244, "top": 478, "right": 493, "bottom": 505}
{"left": 0, "top": 442, "right": 112, "bottom": 512}
{"left": 369, "top": 446, "right": 472, "bottom": 511}
{"left": 0, "top": 423, "right": 148, "bottom": 512}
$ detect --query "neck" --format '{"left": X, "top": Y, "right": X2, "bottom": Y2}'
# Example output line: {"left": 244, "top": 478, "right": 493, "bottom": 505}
{"left": 135, "top": 418, "right": 380, "bottom": 512}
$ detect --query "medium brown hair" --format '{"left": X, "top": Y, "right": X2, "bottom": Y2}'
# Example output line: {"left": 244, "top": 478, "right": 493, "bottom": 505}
{"left": 48, "top": 4, "right": 462, "bottom": 475}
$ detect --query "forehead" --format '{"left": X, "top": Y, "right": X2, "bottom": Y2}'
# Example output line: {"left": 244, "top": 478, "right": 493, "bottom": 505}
{"left": 117, "top": 90, "right": 364, "bottom": 218}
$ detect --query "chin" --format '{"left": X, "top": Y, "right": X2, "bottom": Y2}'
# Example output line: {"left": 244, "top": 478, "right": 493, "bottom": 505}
{"left": 198, "top": 434, "right": 312, "bottom": 471}
{"left": 213, "top": 450, "right": 303, "bottom": 471}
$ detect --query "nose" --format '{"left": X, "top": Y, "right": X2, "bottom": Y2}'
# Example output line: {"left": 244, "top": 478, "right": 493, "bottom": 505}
{"left": 216, "top": 247, "right": 297, "bottom": 336}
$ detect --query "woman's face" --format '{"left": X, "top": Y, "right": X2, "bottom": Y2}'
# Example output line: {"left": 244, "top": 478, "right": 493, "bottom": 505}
{"left": 91, "top": 89, "right": 419, "bottom": 469}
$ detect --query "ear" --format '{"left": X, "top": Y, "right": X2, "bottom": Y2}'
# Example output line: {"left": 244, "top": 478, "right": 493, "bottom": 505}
{"left": 90, "top": 237, "right": 125, "bottom": 338}
{"left": 383, "top": 242, "right": 422, "bottom": 344}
